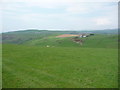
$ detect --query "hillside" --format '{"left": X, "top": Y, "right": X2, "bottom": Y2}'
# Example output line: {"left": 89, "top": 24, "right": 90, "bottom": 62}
{"left": 2, "top": 30, "right": 75, "bottom": 44}
{"left": 23, "top": 34, "right": 118, "bottom": 48}
{"left": 1, "top": 29, "right": 118, "bottom": 48}
{"left": 2, "top": 29, "right": 118, "bottom": 88}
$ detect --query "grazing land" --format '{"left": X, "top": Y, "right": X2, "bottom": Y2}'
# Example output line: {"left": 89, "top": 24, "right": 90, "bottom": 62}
{"left": 2, "top": 29, "right": 118, "bottom": 88}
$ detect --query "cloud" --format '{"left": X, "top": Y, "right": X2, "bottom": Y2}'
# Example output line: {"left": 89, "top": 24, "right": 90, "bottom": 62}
{"left": 66, "top": 6, "right": 88, "bottom": 14}
{"left": 2, "top": 0, "right": 119, "bottom": 9}
{"left": 1, "top": 0, "right": 118, "bottom": 32}
{"left": 2, "top": 0, "right": 119, "bottom": 3}
{"left": 93, "top": 18, "right": 111, "bottom": 26}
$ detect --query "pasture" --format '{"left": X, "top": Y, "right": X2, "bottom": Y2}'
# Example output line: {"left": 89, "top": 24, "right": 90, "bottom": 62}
{"left": 24, "top": 34, "right": 118, "bottom": 48}
{"left": 2, "top": 44, "right": 118, "bottom": 88}
{"left": 2, "top": 30, "right": 118, "bottom": 88}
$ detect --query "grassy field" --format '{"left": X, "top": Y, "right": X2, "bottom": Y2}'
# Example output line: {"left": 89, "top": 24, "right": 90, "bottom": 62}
{"left": 2, "top": 44, "right": 118, "bottom": 88}
{"left": 0, "top": 44, "right": 2, "bottom": 89}
{"left": 24, "top": 34, "right": 118, "bottom": 48}
{"left": 2, "top": 30, "right": 118, "bottom": 88}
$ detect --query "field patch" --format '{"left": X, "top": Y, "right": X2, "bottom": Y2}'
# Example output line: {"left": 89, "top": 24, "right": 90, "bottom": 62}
{"left": 56, "top": 34, "right": 79, "bottom": 38}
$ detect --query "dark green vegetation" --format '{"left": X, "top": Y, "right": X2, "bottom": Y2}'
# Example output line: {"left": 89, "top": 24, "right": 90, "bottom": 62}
{"left": 2, "top": 29, "right": 118, "bottom": 45}
{"left": 2, "top": 29, "right": 118, "bottom": 48}
{"left": 2, "top": 29, "right": 118, "bottom": 88}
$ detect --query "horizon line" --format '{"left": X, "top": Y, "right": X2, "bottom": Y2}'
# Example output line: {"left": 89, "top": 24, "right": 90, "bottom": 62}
{"left": 2, "top": 28, "right": 118, "bottom": 33}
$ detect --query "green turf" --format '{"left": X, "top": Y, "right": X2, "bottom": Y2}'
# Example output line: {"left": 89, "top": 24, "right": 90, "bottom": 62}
{"left": 0, "top": 44, "right": 2, "bottom": 89}
{"left": 2, "top": 31, "right": 118, "bottom": 88}
{"left": 2, "top": 44, "right": 118, "bottom": 88}
{"left": 25, "top": 34, "right": 118, "bottom": 48}
{"left": 80, "top": 34, "right": 118, "bottom": 48}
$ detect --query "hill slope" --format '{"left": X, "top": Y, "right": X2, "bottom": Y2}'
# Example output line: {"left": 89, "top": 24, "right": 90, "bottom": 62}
{"left": 1, "top": 29, "right": 118, "bottom": 48}
{"left": 2, "top": 29, "right": 118, "bottom": 88}
{"left": 2, "top": 29, "right": 118, "bottom": 43}
{"left": 24, "top": 34, "right": 118, "bottom": 48}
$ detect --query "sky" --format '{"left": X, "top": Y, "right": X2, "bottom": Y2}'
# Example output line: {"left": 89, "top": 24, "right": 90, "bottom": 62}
{"left": 1, "top": 0, "right": 119, "bottom": 32}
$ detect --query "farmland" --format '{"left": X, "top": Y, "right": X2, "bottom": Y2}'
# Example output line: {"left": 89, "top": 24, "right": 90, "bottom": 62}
{"left": 2, "top": 30, "right": 118, "bottom": 88}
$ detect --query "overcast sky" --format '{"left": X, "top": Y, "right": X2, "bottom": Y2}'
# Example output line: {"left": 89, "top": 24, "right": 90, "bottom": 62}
{"left": 1, "top": 0, "right": 118, "bottom": 32}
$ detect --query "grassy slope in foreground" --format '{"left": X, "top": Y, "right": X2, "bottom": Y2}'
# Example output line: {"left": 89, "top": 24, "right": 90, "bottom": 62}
{"left": 0, "top": 44, "right": 2, "bottom": 89}
{"left": 2, "top": 44, "right": 118, "bottom": 88}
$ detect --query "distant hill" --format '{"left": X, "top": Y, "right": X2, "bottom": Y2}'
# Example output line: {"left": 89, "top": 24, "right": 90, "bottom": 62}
{"left": 2, "top": 30, "right": 66, "bottom": 44}
{"left": 1, "top": 29, "right": 118, "bottom": 48}
{"left": 82, "top": 29, "right": 118, "bottom": 34}
{"left": 2, "top": 28, "right": 118, "bottom": 34}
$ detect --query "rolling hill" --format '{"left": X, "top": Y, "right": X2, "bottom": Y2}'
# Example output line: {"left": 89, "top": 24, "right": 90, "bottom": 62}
{"left": 1, "top": 29, "right": 118, "bottom": 48}
{"left": 24, "top": 34, "right": 118, "bottom": 48}
{"left": 2, "top": 29, "right": 119, "bottom": 88}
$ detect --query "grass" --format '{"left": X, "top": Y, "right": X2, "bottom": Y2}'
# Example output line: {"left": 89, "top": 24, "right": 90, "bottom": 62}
{"left": 0, "top": 44, "right": 2, "bottom": 89}
{"left": 2, "top": 33, "right": 118, "bottom": 88}
{"left": 24, "top": 37, "right": 81, "bottom": 47}
{"left": 80, "top": 34, "right": 118, "bottom": 48}
{"left": 2, "top": 44, "right": 118, "bottom": 88}
{"left": 24, "top": 34, "right": 118, "bottom": 49}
